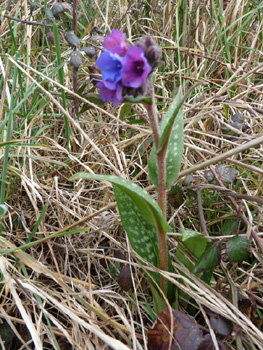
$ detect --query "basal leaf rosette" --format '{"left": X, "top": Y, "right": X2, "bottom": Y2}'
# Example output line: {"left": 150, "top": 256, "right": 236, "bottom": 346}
{"left": 95, "top": 30, "right": 161, "bottom": 106}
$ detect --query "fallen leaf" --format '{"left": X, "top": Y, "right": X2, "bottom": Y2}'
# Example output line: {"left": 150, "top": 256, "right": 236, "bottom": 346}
{"left": 148, "top": 308, "right": 203, "bottom": 350}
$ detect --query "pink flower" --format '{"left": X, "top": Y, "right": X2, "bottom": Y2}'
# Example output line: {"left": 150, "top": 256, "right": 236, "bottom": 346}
{"left": 103, "top": 30, "right": 128, "bottom": 56}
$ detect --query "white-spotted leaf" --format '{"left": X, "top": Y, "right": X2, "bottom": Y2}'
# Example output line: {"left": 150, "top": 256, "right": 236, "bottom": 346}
{"left": 149, "top": 91, "right": 184, "bottom": 188}
{"left": 70, "top": 173, "right": 170, "bottom": 233}
{"left": 114, "top": 185, "right": 160, "bottom": 285}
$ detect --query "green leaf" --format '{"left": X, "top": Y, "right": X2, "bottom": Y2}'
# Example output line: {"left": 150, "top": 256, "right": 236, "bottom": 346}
{"left": 115, "top": 185, "right": 175, "bottom": 303}
{"left": 176, "top": 229, "right": 207, "bottom": 271}
{"left": 123, "top": 96, "right": 152, "bottom": 104}
{"left": 148, "top": 147, "right": 158, "bottom": 186}
{"left": 192, "top": 242, "right": 221, "bottom": 274}
{"left": 149, "top": 284, "right": 167, "bottom": 316}
{"left": 119, "top": 104, "right": 131, "bottom": 121}
{"left": 0, "top": 204, "right": 7, "bottom": 218}
{"left": 221, "top": 219, "right": 236, "bottom": 235}
{"left": 148, "top": 90, "right": 184, "bottom": 188}
{"left": 226, "top": 236, "right": 250, "bottom": 263}
{"left": 114, "top": 185, "right": 160, "bottom": 283}
{"left": 181, "top": 229, "right": 206, "bottom": 242}
{"left": 70, "top": 173, "right": 170, "bottom": 233}
{"left": 156, "top": 87, "right": 195, "bottom": 156}
{"left": 144, "top": 297, "right": 158, "bottom": 322}
{"left": 161, "top": 98, "right": 184, "bottom": 189}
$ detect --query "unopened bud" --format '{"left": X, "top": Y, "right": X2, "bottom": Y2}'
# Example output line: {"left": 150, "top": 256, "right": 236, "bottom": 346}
{"left": 117, "top": 266, "right": 132, "bottom": 291}
{"left": 136, "top": 36, "right": 162, "bottom": 68}
{"left": 69, "top": 51, "right": 83, "bottom": 69}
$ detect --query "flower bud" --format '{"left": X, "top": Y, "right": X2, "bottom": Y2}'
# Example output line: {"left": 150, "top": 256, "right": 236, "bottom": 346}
{"left": 117, "top": 266, "right": 132, "bottom": 291}
{"left": 69, "top": 51, "right": 83, "bottom": 70}
{"left": 135, "top": 36, "right": 162, "bottom": 68}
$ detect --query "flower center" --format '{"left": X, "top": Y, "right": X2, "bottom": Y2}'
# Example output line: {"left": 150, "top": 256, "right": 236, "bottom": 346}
{"left": 135, "top": 61, "right": 144, "bottom": 75}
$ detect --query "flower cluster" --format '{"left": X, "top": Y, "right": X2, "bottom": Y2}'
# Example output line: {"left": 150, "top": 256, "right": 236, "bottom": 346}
{"left": 95, "top": 30, "right": 161, "bottom": 106}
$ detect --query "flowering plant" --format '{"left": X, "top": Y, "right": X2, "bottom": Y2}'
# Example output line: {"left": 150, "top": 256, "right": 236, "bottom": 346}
{"left": 74, "top": 29, "right": 205, "bottom": 307}
{"left": 95, "top": 30, "right": 160, "bottom": 105}
{"left": 74, "top": 29, "right": 188, "bottom": 301}
{"left": 72, "top": 30, "right": 215, "bottom": 348}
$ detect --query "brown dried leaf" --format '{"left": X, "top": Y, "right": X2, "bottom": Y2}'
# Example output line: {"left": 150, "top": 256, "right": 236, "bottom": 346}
{"left": 147, "top": 308, "right": 203, "bottom": 350}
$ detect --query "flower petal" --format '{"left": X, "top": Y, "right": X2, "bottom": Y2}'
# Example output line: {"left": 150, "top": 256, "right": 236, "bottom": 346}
{"left": 103, "top": 29, "right": 128, "bottom": 56}
{"left": 96, "top": 81, "right": 124, "bottom": 106}
{"left": 121, "top": 46, "right": 151, "bottom": 88}
{"left": 96, "top": 50, "right": 123, "bottom": 84}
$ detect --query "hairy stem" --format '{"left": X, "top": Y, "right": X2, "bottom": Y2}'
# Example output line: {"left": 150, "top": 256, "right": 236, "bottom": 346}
{"left": 145, "top": 88, "right": 168, "bottom": 293}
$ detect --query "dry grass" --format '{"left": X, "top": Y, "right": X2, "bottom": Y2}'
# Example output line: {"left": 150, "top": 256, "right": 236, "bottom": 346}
{"left": 0, "top": 0, "right": 263, "bottom": 349}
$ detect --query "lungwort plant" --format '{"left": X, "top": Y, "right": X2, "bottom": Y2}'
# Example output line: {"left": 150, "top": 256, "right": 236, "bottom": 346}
{"left": 71, "top": 29, "right": 194, "bottom": 306}
{"left": 70, "top": 33, "right": 215, "bottom": 349}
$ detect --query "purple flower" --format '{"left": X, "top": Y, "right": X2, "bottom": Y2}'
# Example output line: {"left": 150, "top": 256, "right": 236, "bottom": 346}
{"left": 103, "top": 29, "right": 128, "bottom": 56}
{"left": 96, "top": 50, "right": 123, "bottom": 84}
{"left": 121, "top": 46, "right": 152, "bottom": 88}
{"left": 96, "top": 81, "right": 124, "bottom": 106}
{"left": 94, "top": 30, "right": 155, "bottom": 106}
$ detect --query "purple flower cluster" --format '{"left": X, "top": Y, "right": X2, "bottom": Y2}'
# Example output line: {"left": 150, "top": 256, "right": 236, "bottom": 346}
{"left": 96, "top": 30, "right": 152, "bottom": 106}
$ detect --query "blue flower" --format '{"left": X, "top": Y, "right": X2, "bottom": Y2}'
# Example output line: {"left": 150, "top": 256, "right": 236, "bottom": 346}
{"left": 96, "top": 50, "right": 123, "bottom": 84}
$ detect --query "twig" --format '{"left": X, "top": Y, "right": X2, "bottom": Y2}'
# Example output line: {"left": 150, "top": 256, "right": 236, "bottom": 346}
{"left": 188, "top": 184, "right": 263, "bottom": 205}
{"left": 4, "top": 14, "right": 53, "bottom": 29}
{"left": 179, "top": 133, "right": 263, "bottom": 179}
{"left": 246, "top": 290, "right": 263, "bottom": 307}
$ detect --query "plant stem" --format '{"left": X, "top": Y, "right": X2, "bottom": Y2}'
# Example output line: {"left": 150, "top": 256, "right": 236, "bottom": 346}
{"left": 145, "top": 88, "right": 168, "bottom": 293}
{"left": 73, "top": 0, "right": 79, "bottom": 116}
{"left": 4, "top": 14, "right": 54, "bottom": 28}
